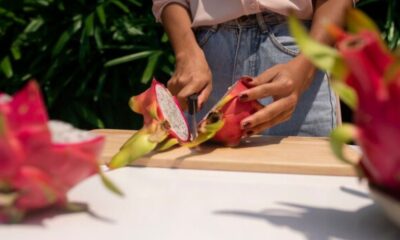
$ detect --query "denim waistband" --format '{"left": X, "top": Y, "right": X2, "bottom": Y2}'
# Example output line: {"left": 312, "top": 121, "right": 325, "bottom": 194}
{"left": 222, "top": 12, "right": 287, "bottom": 29}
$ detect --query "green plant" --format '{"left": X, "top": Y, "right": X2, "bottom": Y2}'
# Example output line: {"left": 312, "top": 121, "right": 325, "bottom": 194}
{"left": 357, "top": 0, "right": 400, "bottom": 50}
{"left": 0, "top": 0, "right": 174, "bottom": 129}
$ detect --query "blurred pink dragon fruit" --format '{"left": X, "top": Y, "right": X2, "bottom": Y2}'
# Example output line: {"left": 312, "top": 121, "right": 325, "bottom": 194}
{"left": 289, "top": 9, "right": 400, "bottom": 195}
{"left": 0, "top": 81, "right": 121, "bottom": 223}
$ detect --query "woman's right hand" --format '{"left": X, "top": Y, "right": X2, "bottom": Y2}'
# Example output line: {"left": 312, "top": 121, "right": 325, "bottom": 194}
{"left": 168, "top": 48, "right": 212, "bottom": 109}
{"left": 160, "top": 3, "right": 212, "bottom": 110}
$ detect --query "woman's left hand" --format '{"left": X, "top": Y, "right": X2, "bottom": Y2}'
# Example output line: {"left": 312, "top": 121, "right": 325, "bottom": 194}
{"left": 239, "top": 55, "right": 315, "bottom": 136}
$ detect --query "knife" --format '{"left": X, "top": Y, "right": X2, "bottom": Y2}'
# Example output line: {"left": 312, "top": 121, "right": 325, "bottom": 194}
{"left": 187, "top": 94, "right": 198, "bottom": 141}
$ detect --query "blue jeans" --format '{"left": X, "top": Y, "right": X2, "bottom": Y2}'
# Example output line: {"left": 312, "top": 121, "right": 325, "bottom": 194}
{"left": 194, "top": 12, "right": 337, "bottom": 137}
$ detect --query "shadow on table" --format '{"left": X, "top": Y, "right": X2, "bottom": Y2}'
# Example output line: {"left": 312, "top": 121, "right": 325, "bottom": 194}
{"left": 214, "top": 187, "right": 400, "bottom": 240}
{"left": 1, "top": 202, "right": 114, "bottom": 226}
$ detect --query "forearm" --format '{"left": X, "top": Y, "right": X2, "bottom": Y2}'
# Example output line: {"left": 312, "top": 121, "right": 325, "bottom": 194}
{"left": 161, "top": 4, "right": 202, "bottom": 60}
{"left": 310, "top": 0, "right": 354, "bottom": 44}
{"left": 295, "top": 0, "right": 354, "bottom": 92}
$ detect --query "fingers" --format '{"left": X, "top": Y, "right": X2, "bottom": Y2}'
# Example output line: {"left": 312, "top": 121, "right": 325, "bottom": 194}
{"left": 247, "top": 64, "right": 281, "bottom": 86}
{"left": 167, "top": 72, "right": 212, "bottom": 110}
{"left": 244, "top": 110, "right": 293, "bottom": 136}
{"left": 239, "top": 74, "right": 295, "bottom": 102}
{"left": 198, "top": 82, "right": 212, "bottom": 109}
{"left": 177, "top": 78, "right": 207, "bottom": 100}
{"left": 241, "top": 94, "right": 298, "bottom": 134}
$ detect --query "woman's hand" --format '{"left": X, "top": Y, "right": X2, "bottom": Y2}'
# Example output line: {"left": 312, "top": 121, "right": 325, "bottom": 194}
{"left": 239, "top": 55, "right": 316, "bottom": 135}
{"left": 161, "top": 3, "right": 212, "bottom": 109}
{"left": 168, "top": 48, "right": 212, "bottom": 109}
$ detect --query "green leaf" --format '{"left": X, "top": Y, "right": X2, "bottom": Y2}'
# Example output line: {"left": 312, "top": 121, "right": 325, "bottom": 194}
{"left": 79, "top": 34, "right": 90, "bottom": 65}
{"left": 94, "top": 27, "right": 104, "bottom": 50}
{"left": 84, "top": 14, "right": 95, "bottom": 37}
{"left": 104, "top": 51, "right": 154, "bottom": 67}
{"left": 161, "top": 33, "right": 169, "bottom": 43}
{"left": 141, "top": 51, "right": 162, "bottom": 84}
{"left": 331, "top": 81, "right": 357, "bottom": 110}
{"left": 52, "top": 18, "right": 82, "bottom": 57}
{"left": 99, "top": 171, "right": 124, "bottom": 197}
{"left": 96, "top": 5, "right": 106, "bottom": 26}
{"left": 74, "top": 104, "right": 105, "bottom": 128}
{"left": 330, "top": 124, "right": 358, "bottom": 165}
{"left": 11, "top": 46, "right": 21, "bottom": 60}
{"left": 110, "top": 0, "right": 130, "bottom": 13}
{"left": 288, "top": 14, "right": 347, "bottom": 79}
{"left": 0, "top": 8, "right": 26, "bottom": 25}
{"left": 94, "top": 73, "right": 107, "bottom": 102}
{"left": 356, "top": 0, "right": 379, "bottom": 7}
{"left": 0, "top": 56, "right": 13, "bottom": 78}
{"left": 24, "top": 17, "right": 44, "bottom": 33}
{"left": 126, "top": 0, "right": 142, "bottom": 7}
{"left": 346, "top": 8, "right": 380, "bottom": 34}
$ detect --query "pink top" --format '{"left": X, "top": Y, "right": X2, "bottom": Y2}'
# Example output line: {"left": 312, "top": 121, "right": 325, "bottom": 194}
{"left": 152, "top": 0, "right": 314, "bottom": 27}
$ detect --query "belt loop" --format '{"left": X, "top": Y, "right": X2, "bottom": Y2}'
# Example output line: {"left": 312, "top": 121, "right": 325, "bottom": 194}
{"left": 234, "top": 18, "right": 241, "bottom": 28}
{"left": 211, "top": 24, "right": 219, "bottom": 32}
{"left": 256, "top": 13, "right": 267, "bottom": 33}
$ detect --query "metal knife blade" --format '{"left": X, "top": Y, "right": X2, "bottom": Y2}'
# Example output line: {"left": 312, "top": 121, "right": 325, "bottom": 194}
{"left": 187, "top": 94, "right": 198, "bottom": 141}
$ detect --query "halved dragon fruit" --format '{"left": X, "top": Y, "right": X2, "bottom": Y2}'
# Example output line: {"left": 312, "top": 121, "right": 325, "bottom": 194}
{"left": 0, "top": 81, "right": 121, "bottom": 223}
{"left": 109, "top": 78, "right": 263, "bottom": 168}
{"left": 289, "top": 9, "right": 400, "bottom": 194}
{"left": 108, "top": 80, "right": 190, "bottom": 169}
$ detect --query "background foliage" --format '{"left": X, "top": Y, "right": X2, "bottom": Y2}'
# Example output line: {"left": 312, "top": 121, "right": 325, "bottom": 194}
{"left": 0, "top": 0, "right": 398, "bottom": 129}
{"left": 0, "top": 0, "right": 174, "bottom": 129}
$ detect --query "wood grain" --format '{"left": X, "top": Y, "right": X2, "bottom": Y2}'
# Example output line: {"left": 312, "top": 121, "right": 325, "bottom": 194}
{"left": 92, "top": 129, "right": 361, "bottom": 176}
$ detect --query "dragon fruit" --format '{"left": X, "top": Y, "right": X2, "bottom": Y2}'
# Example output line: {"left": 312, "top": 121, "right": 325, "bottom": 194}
{"left": 289, "top": 9, "right": 400, "bottom": 194}
{"left": 109, "top": 78, "right": 263, "bottom": 168}
{"left": 0, "top": 81, "right": 121, "bottom": 223}
{"left": 195, "top": 78, "right": 263, "bottom": 147}
{"left": 108, "top": 79, "right": 191, "bottom": 169}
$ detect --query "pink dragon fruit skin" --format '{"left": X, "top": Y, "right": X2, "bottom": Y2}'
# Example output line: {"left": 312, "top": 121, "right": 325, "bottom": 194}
{"left": 27, "top": 133, "right": 104, "bottom": 192}
{"left": 210, "top": 78, "right": 263, "bottom": 146}
{"left": 337, "top": 31, "right": 400, "bottom": 191}
{"left": 0, "top": 81, "right": 108, "bottom": 222}
{"left": 0, "top": 119, "right": 24, "bottom": 179}
{"left": 0, "top": 81, "right": 50, "bottom": 180}
{"left": 12, "top": 166, "right": 64, "bottom": 210}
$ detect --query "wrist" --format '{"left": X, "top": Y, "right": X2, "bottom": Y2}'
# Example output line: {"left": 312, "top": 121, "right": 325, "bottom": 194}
{"left": 292, "top": 54, "right": 317, "bottom": 92}
{"left": 175, "top": 45, "right": 205, "bottom": 62}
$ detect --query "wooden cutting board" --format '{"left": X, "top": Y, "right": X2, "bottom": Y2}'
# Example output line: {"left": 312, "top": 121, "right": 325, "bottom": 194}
{"left": 92, "top": 129, "right": 361, "bottom": 176}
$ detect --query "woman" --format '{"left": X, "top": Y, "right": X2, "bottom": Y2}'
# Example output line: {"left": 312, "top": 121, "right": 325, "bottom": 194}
{"left": 152, "top": 0, "right": 355, "bottom": 137}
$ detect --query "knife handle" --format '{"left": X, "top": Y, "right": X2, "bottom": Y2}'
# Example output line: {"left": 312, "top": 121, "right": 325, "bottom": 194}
{"left": 188, "top": 94, "right": 198, "bottom": 115}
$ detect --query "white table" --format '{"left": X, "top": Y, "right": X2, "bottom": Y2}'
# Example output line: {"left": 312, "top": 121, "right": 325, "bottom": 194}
{"left": 1, "top": 167, "right": 400, "bottom": 240}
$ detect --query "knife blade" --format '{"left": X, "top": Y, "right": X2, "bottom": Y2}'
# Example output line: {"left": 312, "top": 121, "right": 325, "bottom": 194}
{"left": 187, "top": 94, "right": 198, "bottom": 141}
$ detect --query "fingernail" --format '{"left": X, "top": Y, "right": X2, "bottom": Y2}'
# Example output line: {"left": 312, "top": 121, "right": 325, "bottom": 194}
{"left": 242, "top": 122, "right": 251, "bottom": 130}
{"left": 239, "top": 94, "right": 248, "bottom": 101}
{"left": 244, "top": 77, "right": 253, "bottom": 83}
{"left": 246, "top": 130, "right": 254, "bottom": 137}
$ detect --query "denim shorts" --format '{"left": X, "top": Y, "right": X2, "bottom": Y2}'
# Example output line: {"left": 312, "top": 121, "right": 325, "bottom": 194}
{"left": 194, "top": 12, "right": 337, "bottom": 137}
